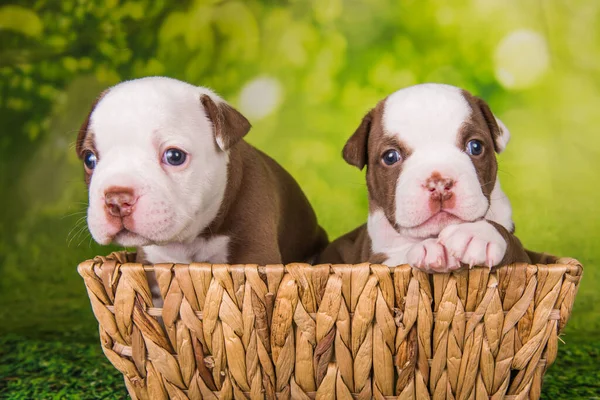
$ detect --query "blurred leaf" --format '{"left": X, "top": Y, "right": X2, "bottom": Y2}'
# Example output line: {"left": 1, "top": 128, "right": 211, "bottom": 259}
{"left": 312, "top": 0, "right": 342, "bottom": 25}
{"left": 213, "top": 2, "right": 259, "bottom": 62}
{"left": 117, "top": 1, "right": 145, "bottom": 20}
{"left": 160, "top": 11, "right": 189, "bottom": 41}
{"left": 0, "top": 5, "right": 43, "bottom": 37}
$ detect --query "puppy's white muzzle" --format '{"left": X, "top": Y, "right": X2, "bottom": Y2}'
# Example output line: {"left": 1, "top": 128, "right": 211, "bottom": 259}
{"left": 87, "top": 149, "right": 182, "bottom": 247}
{"left": 395, "top": 146, "right": 489, "bottom": 237}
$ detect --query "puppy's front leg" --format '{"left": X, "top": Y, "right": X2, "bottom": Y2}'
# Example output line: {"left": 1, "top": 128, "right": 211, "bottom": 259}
{"left": 438, "top": 220, "right": 507, "bottom": 269}
{"left": 381, "top": 240, "right": 459, "bottom": 273}
{"left": 405, "top": 239, "right": 461, "bottom": 273}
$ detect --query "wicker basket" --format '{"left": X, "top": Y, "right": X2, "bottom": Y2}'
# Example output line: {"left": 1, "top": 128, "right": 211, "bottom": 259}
{"left": 78, "top": 251, "right": 582, "bottom": 400}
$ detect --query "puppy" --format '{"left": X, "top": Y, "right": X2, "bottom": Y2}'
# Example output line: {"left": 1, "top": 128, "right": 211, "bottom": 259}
{"left": 318, "top": 83, "right": 530, "bottom": 271}
{"left": 77, "top": 77, "right": 328, "bottom": 299}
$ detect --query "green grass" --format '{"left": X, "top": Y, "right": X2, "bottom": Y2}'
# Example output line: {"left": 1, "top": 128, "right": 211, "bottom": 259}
{"left": 541, "top": 340, "right": 600, "bottom": 399}
{"left": 0, "top": 335, "right": 126, "bottom": 400}
{"left": 0, "top": 335, "right": 598, "bottom": 399}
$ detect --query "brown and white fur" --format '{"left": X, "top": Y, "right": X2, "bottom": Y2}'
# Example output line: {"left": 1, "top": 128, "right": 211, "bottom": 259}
{"left": 76, "top": 77, "right": 328, "bottom": 302}
{"left": 318, "top": 83, "right": 530, "bottom": 272}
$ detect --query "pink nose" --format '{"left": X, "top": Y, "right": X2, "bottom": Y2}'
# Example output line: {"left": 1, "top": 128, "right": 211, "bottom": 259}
{"left": 425, "top": 173, "right": 455, "bottom": 202}
{"left": 104, "top": 187, "right": 136, "bottom": 217}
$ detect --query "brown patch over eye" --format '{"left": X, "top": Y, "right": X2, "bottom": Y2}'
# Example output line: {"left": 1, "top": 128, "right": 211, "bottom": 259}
{"left": 80, "top": 132, "right": 98, "bottom": 186}
{"left": 458, "top": 88, "right": 505, "bottom": 200}
{"left": 361, "top": 100, "right": 414, "bottom": 225}
{"left": 77, "top": 90, "right": 108, "bottom": 186}
{"left": 456, "top": 107, "right": 499, "bottom": 200}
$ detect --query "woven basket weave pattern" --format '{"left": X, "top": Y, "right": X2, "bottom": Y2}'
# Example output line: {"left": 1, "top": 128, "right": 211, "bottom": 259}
{"left": 78, "top": 252, "right": 582, "bottom": 400}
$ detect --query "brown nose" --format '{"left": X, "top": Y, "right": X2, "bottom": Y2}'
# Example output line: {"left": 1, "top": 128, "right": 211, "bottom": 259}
{"left": 104, "top": 187, "right": 136, "bottom": 217}
{"left": 425, "top": 173, "right": 455, "bottom": 201}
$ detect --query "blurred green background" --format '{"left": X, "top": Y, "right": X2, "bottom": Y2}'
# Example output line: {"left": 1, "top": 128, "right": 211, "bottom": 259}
{"left": 0, "top": 0, "right": 598, "bottom": 398}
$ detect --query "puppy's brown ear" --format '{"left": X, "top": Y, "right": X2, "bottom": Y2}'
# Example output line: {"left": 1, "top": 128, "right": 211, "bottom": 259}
{"left": 201, "top": 94, "right": 251, "bottom": 151}
{"left": 343, "top": 109, "right": 373, "bottom": 170}
{"left": 76, "top": 90, "right": 108, "bottom": 158}
{"left": 475, "top": 97, "right": 510, "bottom": 153}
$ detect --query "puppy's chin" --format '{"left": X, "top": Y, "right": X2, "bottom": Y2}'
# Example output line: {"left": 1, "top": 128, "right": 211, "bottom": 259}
{"left": 397, "top": 211, "right": 464, "bottom": 239}
{"left": 89, "top": 220, "right": 155, "bottom": 247}
{"left": 113, "top": 230, "right": 153, "bottom": 247}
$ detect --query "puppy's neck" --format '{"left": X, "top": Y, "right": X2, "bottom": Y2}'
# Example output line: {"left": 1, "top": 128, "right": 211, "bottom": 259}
{"left": 140, "top": 235, "right": 230, "bottom": 264}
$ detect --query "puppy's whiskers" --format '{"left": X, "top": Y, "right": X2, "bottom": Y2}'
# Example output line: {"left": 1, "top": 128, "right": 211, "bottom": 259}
{"left": 68, "top": 223, "right": 89, "bottom": 248}
{"left": 497, "top": 168, "right": 515, "bottom": 178}
{"left": 77, "top": 230, "right": 92, "bottom": 247}
{"left": 66, "top": 216, "right": 87, "bottom": 237}
{"left": 62, "top": 210, "right": 87, "bottom": 219}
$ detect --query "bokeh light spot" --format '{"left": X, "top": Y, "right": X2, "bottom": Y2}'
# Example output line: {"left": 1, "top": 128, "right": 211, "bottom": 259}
{"left": 494, "top": 29, "right": 550, "bottom": 90}
{"left": 238, "top": 76, "right": 283, "bottom": 120}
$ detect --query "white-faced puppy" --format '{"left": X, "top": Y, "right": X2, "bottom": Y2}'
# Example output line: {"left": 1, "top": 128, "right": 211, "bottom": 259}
{"left": 318, "top": 83, "right": 530, "bottom": 272}
{"left": 77, "top": 77, "right": 328, "bottom": 280}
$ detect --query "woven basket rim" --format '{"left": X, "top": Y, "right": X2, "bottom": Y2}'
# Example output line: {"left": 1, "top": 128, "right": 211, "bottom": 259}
{"left": 78, "top": 251, "right": 583, "bottom": 275}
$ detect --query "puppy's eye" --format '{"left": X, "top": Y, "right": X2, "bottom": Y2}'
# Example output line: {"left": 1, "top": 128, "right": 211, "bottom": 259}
{"left": 162, "top": 148, "right": 187, "bottom": 166}
{"left": 83, "top": 151, "right": 97, "bottom": 170}
{"left": 466, "top": 140, "right": 484, "bottom": 156}
{"left": 382, "top": 149, "right": 401, "bottom": 166}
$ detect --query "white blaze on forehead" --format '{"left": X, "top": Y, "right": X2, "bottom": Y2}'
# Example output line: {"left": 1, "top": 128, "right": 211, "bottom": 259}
{"left": 381, "top": 83, "right": 472, "bottom": 147}
{"left": 90, "top": 77, "right": 220, "bottom": 152}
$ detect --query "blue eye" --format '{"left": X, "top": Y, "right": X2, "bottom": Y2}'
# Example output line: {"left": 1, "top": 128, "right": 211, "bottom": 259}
{"left": 382, "top": 149, "right": 401, "bottom": 166}
{"left": 84, "top": 151, "right": 97, "bottom": 170}
{"left": 163, "top": 148, "right": 187, "bottom": 166}
{"left": 466, "top": 140, "right": 484, "bottom": 156}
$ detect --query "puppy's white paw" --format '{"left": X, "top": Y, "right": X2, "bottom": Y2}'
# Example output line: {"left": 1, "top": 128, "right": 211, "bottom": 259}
{"left": 406, "top": 238, "right": 460, "bottom": 273}
{"left": 438, "top": 220, "right": 507, "bottom": 269}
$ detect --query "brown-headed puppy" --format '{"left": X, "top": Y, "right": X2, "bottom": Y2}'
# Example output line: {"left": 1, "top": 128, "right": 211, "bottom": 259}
{"left": 318, "top": 83, "right": 530, "bottom": 271}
